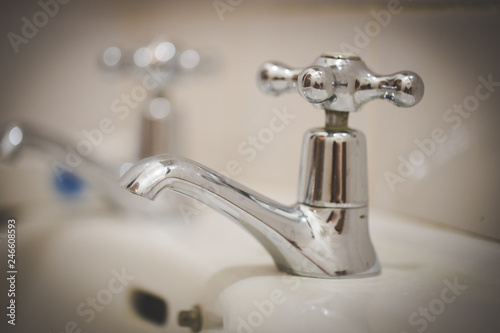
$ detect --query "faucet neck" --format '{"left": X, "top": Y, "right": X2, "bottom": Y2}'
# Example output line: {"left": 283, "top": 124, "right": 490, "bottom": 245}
{"left": 325, "top": 110, "right": 349, "bottom": 130}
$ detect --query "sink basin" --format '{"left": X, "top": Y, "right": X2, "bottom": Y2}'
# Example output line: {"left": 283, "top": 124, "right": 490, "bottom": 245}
{"left": 2, "top": 196, "right": 499, "bottom": 333}
{"left": 1, "top": 209, "right": 214, "bottom": 333}
{"left": 212, "top": 209, "right": 500, "bottom": 333}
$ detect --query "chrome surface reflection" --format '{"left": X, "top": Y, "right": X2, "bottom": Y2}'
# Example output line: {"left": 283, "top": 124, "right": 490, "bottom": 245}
{"left": 120, "top": 155, "right": 378, "bottom": 278}
{"left": 120, "top": 53, "right": 424, "bottom": 278}
{"left": 258, "top": 53, "right": 424, "bottom": 116}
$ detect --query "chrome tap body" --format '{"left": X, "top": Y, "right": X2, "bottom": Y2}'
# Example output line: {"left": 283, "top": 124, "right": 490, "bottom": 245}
{"left": 120, "top": 53, "right": 424, "bottom": 278}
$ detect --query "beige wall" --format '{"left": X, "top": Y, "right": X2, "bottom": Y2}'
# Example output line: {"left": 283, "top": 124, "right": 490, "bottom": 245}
{"left": 1, "top": 1, "right": 499, "bottom": 239}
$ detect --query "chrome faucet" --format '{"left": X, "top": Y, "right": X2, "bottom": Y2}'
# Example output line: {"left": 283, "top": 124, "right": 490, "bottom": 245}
{"left": 119, "top": 53, "right": 424, "bottom": 278}
{"left": 0, "top": 122, "right": 130, "bottom": 209}
{"left": 100, "top": 38, "right": 206, "bottom": 160}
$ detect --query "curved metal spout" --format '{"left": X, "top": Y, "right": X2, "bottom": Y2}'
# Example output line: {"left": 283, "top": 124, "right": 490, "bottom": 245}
{"left": 119, "top": 155, "right": 379, "bottom": 278}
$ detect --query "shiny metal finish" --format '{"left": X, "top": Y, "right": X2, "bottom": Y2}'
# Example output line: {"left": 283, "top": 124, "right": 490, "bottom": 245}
{"left": 258, "top": 53, "right": 424, "bottom": 116}
{"left": 298, "top": 127, "right": 368, "bottom": 208}
{"left": 120, "top": 155, "right": 378, "bottom": 278}
{"left": 120, "top": 53, "right": 423, "bottom": 278}
{"left": 257, "top": 61, "right": 302, "bottom": 96}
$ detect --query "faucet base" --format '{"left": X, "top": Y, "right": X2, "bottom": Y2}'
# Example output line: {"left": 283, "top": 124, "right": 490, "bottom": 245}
{"left": 285, "top": 205, "right": 380, "bottom": 278}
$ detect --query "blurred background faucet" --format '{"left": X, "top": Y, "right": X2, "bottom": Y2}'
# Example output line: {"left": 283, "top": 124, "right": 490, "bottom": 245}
{"left": 0, "top": 122, "right": 136, "bottom": 214}
{"left": 0, "top": 37, "right": 215, "bottom": 220}
{"left": 100, "top": 37, "right": 208, "bottom": 161}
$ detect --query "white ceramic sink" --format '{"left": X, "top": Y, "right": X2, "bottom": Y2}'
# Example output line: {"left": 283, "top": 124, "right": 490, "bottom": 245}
{"left": 211, "top": 209, "right": 500, "bottom": 333}
{"left": 0, "top": 205, "right": 212, "bottom": 333}
{"left": 2, "top": 197, "right": 499, "bottom": 333}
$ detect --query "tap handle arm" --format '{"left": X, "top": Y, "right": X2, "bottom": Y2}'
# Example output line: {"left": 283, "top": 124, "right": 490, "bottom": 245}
{"left": 257, "top": 61, "right": 302, "bottom": 96}
{"left": 258, "top": 53, "right": 424, "bottom": 112}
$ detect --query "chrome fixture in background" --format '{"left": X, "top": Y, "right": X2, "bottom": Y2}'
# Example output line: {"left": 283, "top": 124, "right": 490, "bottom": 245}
{"left": 0, "top": 122, "right": 128, "bottom": 208}
{"left": 100, "top": 37, "right": 206, "bottom": 160}
{"left": 119, "top": 53, "right": 424, "bottom": 278}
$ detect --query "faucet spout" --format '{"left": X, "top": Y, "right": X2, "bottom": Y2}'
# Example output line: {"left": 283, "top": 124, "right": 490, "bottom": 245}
{"left": 119, "top": 155, "right": 379, "bottom": 278}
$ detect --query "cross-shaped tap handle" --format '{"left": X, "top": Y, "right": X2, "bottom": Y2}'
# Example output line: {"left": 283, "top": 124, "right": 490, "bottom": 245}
{"left": 258, "top": 53, "right": 424, "bottom": 113}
